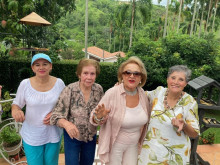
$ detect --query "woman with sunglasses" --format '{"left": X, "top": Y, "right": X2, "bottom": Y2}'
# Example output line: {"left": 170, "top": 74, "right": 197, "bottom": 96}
{"left": 90, "top": 56, "right": 151, "bottom": 165}
{"left": 138, "top": 65, "right": 199, "bottom": 165}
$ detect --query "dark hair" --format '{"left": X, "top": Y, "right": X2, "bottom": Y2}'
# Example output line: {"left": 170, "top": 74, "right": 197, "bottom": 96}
{"left": 167, "top": 65, "right": 191, "bottom": 82}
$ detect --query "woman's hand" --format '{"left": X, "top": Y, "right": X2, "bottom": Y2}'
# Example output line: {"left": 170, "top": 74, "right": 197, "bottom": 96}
{"left": 58, "top": 119, "right": 79, "bottom": 139}
{"left": 43, "top": 112, "right": 52, "bottom": 125}
{"left": 64, "top": 121, "right": 80, "bottom": 139}
{"left": 95, "top": 104, "right": 110, "bottom": 119}
{"left": 171, "top": 118, "right": 185, "bottom": 132}
{"left": 11, "top": 105, "right": 25, "bottom": 122}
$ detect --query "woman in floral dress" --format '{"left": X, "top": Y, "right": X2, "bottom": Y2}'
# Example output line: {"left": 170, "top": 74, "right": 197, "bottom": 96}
{"left": 138, "top": 65, "right": 200, "bottom": 165}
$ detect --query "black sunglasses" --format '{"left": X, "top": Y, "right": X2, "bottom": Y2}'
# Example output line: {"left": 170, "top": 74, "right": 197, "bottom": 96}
{"left": 122, "top": 71, "right": 142, "bottom": 77}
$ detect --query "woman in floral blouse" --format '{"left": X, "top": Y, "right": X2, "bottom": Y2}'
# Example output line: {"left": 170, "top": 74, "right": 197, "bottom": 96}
{"left": 138, "top": 65, "right": 200, "bottom": 165}
{"left": 50, "top": 58, "right": 104, "bottom": 165}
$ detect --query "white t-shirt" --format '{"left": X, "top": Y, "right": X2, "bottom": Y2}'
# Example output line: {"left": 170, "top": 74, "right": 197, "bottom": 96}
{"left": 12, "top": 78, "right": 65, "bottom": 146}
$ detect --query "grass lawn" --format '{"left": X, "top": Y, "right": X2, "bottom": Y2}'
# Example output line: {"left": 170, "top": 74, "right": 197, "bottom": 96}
{"left": 201, "top": 109, "right": 220, "bottom": 144}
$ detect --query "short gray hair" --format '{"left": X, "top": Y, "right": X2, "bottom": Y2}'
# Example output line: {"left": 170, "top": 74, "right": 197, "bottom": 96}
{"left": 167, "top": 65, "right": 192, "bottom": 82}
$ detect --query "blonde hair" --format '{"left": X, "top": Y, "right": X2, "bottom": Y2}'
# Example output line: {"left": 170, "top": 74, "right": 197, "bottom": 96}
{"left": 76, "top": 58, "right": 100, "bottom": 77}
{"left": 118, "top": 56, "right": 147, "bottom": 87}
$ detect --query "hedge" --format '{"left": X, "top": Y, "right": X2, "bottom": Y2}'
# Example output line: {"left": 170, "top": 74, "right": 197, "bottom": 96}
{"left": 0, "top": 59, "right": 118, "bottom": 93}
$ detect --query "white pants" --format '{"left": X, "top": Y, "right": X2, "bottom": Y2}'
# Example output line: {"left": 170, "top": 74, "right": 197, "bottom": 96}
{"left": 106, "top": 142, "right": 138, "bottom": 165}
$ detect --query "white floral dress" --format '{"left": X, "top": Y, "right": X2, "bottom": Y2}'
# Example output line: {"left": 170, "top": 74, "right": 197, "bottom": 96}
{"left": 138, "top": 86, "right": 200, "bottom": 165}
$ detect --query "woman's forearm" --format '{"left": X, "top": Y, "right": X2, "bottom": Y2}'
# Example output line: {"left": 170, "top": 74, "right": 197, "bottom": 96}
{"left": 57, "top": 118, "right": 69, "bottom": 129}
{"left": 183, "top": 123, "right": 198, "bottom": 138}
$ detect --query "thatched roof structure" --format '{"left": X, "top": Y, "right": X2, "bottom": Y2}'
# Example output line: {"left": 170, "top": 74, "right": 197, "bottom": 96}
{"left": 19, "top": 12, "right": 51, "bottom": 26}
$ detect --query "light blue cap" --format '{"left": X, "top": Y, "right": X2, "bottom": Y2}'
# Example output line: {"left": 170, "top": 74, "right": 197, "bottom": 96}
{"left": 31, "top": 53, "right": 52, "bottom": 65}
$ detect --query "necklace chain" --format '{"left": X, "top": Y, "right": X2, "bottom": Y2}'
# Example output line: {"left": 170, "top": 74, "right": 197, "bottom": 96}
{"left": 124, "top": 88, "right": 137, "bottom": 96}
{"left": 164, "top": 89, "right": 183, "bottom": 110}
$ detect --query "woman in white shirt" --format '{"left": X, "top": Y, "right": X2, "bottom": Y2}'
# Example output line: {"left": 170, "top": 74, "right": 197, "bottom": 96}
{"left": 11, "top": 53, "right": 65, "bottom": 165}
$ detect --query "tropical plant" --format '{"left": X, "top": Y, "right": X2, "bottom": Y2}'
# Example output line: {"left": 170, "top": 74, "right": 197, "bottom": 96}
{"left": 0, "top": 126, "right": 21, "bottom": 148}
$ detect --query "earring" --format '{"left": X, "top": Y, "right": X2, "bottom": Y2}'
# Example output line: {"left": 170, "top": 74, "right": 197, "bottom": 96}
{"left": 122, "top": 79, "right": 124, "bottom": 83}
{"left": 139, "top": 81, "right": 141, "bottom": 84}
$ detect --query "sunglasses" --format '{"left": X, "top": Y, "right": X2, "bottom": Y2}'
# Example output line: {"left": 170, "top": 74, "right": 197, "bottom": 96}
{"left": 122, "top": 71, "right": 142, "bottom": 77}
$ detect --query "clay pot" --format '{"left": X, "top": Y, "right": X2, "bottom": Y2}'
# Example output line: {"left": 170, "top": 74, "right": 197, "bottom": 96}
{"left": 3, "top": 139, "right": 22, "bottom": 156}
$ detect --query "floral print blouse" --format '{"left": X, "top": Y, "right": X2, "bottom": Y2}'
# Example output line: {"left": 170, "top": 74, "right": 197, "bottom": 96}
{"left": 138, "top": 86, "right": 200, "bottom": 165}
{"left": 50, "top": 81, "right": 104, "bottom": 142}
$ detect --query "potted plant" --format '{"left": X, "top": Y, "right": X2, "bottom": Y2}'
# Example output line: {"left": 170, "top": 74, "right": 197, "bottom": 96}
{"left": 0, "top": 125, "right": 22, "bottom": 156}
{"left": 1, "top": 91, "right": 13, "bottom": 119}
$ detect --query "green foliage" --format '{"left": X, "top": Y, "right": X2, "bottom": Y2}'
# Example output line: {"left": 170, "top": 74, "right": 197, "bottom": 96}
{"left": 0, "top": 42, "right": 9, "bottom": 58}
{"left": 0, "top": 59, "right": 118, "bottom": 92}
{"left": 199, "top": 132, "right": 215, "bottom": 145}
{"left": 60, "top": 49, "right": 74, "bottom": 60}
{"left": 1, "top": 91, "right": 13, "bottom": 119}
{"left": 126, "top": 34, "right": 220, "bottom": 90}
{"left": 0, "top": 0, "right": 76, "bottom": 50}
{"left": 0, "top": 126, "right": 21, "bottom": 147}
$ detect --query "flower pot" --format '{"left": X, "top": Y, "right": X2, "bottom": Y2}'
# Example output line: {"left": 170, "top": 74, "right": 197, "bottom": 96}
{"left": 3, "top": 139, "right": 22, "bottom": 156}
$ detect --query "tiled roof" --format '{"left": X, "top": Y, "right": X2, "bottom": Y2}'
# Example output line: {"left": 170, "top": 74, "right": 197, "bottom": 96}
{"left": 82, "top": 46, "right": 125, "bottom": 59}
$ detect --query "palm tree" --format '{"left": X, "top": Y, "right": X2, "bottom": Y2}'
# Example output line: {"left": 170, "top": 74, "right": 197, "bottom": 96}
{"left": 163, "top": 0, "right": 170, "bottom": 38}
{"left": 198, "top": 0, "right": 205, "bottom": 38}
{"left": 205, "top": 0, "right": 213, "bottom": 33}
{"left": 129, "top": 0, "right": 135, "bottom": 49}
{"left": 190, "top": 0, "right": 198, "bottom": 36}
{"left": 211, "top": 0, "right": 219, "bottom": 32}
{"left": 85, "top": 0, "right": 88, "bottom": 58}
{"left": 177, "top": 0, "right": 183, "bottom": 33}
{"left": 170, "top": 0, "right": 180, "bottom": 31}
{"left": 129, "top": 0, "right": 152, "bottom": 49}
{"left": 114, "top": 4, "right": 129, "bottom": 51}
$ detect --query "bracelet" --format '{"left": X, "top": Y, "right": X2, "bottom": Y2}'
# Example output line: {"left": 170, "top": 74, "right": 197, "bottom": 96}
{"left": 94, "top": 113, "right": 104, "bottom": 123}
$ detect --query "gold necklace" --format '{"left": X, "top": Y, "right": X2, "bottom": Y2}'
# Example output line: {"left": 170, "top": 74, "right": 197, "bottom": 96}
{"left": 164, "top": 89, "right": 183, "bottom": 110}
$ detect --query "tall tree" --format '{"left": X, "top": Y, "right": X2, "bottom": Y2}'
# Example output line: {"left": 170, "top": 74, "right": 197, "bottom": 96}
{"left": 190, "top": 0, "right": 198, "bottom": 36}
{"left": 205, "top": 0, "right": 213, "bottom": 33}
{"left": 212, "top": 0, "right": 219, "bottom": 32}
{"left": 129, "top": 0, "right": 135, "bottom": 49}
{"left": 85, "top": 0, "right": 88, "bottom": 58}
{"left": 177, "top": 0, "right": 183, "bottom": 33}
{"left": 170, "top": 0, "right": 180, "bottom": 31}
{"left": 198, "top": 0, "right": 205, "bottom": 37}
{"left": 163, "top": 0, "right": 170, "bottom": 38}
{"left": 129, "top": 0, "right": 152, "bottom": 49}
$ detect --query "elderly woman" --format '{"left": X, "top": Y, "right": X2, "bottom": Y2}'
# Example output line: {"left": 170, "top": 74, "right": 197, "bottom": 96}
{"left": 11, "top": 53, "right": 65, "bottom": 165}
{"left": 138, "top": 65, "right": 200, "bottom": 165}
{"left": 50, "top": 58, "right": 104, "bottom": 165}
{"left": 90, "top": 56, "right": 151, "bottom": 165}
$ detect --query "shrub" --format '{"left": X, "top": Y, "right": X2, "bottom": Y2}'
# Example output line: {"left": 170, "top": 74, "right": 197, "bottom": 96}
{"left": 199, "top": 132, "right": 215, "bottom": 145}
